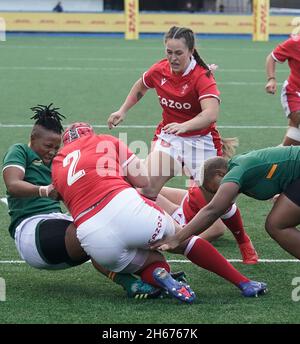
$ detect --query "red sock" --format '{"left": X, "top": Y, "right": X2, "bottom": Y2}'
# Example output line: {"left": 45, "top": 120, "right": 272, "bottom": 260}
{"left": 186, "top": 237, "right": 249, "bottom": 286}
{"left": 222, "top": 205, "right": 249, "bottom": 245}
{"left": 139, "top": 261, "right": 170, "bottom": 288}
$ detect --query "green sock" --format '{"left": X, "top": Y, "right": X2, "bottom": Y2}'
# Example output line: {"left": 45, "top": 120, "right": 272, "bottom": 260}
{"left": 111, "top": 273, "right": 138, "bottom": 292}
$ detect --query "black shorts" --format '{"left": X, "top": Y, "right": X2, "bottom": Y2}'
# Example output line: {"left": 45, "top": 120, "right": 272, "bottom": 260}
{"left": 36, "top": 218, "right": 88, "bottom": 266}
{"left": 284, "top": 179, "right": 300, "bottom": 207}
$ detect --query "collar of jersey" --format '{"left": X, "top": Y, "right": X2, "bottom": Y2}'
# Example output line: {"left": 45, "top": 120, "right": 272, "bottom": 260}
{"left": 182, "top": 56, "right": 196, "bottom": 77}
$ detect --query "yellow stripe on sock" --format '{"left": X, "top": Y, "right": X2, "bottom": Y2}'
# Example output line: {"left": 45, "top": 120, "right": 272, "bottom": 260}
{"left": 135, "top": 294, "right": 148, "bottom": 299}
{"left": 266, "top": 164, "right": 278, "bottom": 179}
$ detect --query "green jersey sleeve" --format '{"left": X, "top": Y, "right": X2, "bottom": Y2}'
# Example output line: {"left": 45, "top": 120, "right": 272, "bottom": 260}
{"left": 2, "top": 144, "right": 27, "bottom": 172}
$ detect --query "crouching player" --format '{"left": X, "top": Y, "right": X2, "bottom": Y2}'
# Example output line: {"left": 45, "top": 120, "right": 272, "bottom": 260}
{"left": 157, "top": 183, "right": 258, "bottom": 264}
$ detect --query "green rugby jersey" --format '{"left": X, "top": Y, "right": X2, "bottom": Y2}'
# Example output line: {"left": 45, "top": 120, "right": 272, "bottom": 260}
{"left": 221, "top": 146, "right": 300, "bottom": 200}
{"left": 2, "top": 143, "right": 62, "bottom": 238}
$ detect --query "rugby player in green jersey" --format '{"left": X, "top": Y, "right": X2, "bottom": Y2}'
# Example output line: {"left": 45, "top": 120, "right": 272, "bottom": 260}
{"left": 152, "top": 146, "right": 300, "bottom": 261}
{"left": 2, "top": 104, "right": 162, "bottom": 299}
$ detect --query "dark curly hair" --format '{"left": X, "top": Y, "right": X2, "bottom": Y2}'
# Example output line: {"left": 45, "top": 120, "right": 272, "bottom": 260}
{"left": 30, "top": 103, "right": 65, "bottom": 134}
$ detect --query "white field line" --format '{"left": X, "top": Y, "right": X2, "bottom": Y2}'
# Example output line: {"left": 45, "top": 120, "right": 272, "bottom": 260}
{"left": 0, "top": 259, "right": 298, "bottom": 264}
{"left": 47, "top": 57, "right": 141, "bottom": 62}
{"left": 0, "top": 66, "right": 286, "bottom": 81}
{"left": 44, "top": 58, "right": 288, "bottom": 74}
{"left": 0, "top": 124, "right": 287, "bottom": 129}
{"left": 0, "top": 66, "right": 143, "bottom": 72}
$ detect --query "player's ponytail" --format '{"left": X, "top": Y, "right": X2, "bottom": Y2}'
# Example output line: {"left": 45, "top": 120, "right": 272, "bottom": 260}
{"left": 221, "top": 137, "right": 239, "bottom": 160}
{"left": 193, "top": 49, "right": 211, "bottom": 77}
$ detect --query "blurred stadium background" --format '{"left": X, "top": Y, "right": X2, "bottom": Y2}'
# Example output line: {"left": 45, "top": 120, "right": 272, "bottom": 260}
{"left": 0, "top": 0, "right": 300, "bottom": 324}
{"left": 0, "top": 0, "right": 299, "bottom": 37}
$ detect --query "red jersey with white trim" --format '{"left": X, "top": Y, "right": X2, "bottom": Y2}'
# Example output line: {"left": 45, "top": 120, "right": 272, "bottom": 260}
{"left": 143, "top": 58, "right": 220, "bottom": 137}
{"left": 182, "top": 183, "right": 234, "bottom": 223}
{"left": 182, "top": 184, "right": 207, "bottom": 223}
{"left": 52, "top": 134, "right": 134, "bottom": 225}
{"left": 272, "top": 37, "right": 300, "bottom": 89}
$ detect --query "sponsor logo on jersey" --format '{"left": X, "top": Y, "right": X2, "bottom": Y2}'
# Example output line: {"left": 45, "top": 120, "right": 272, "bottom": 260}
{"left": 160, "top": 139, "right": 171, "bottom": 148}
{"left": 32, "top": 159, "right": 43, "bottom": 166}
{"left": 148, "top": 215, "right": 163, "bottom": 244}
{"left": 158, "top": 96, "right": 192, "bottom": 110}
{"left": 181, "top": 84, "right": 189, "bottom": 95}
{"left": 160, "top": 78, "right": 167, "bottom": 86}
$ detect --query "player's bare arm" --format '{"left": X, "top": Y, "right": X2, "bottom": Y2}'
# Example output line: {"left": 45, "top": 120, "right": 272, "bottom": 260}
{"left": 3, "top": 167, "right": 41, "bottom": 198}
{"left": 265, "top": 53, "right": 277, "bottom": 94}
{"left": 163, "top": 97, "right": 219, "bottom": 134}
{"left": 152, "top": 182, "right": 239, "bottom": 251}
{"left": 108, "top": 78, "right": 148, "bottom": 129}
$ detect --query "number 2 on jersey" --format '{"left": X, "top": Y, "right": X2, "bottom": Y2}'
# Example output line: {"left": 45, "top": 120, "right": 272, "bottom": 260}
{"left": 63, "top": 150, "right": 85, "bottom": 186}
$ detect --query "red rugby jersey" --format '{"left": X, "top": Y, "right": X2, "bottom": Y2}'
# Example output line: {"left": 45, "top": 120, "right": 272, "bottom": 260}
{"left": 52, "top": 134, "right": 134, "bottom": 225}
{"left": 272, "top": 37, "right": 300, "bottom": 89}
{"left": 182, "top": 184, "right": 208, "bottom": 223}
{"left": 143, "top": 58, "right": 221, "bottom": 137}
{"left": 182, "top": 183, "right": 234, "bottom": 223}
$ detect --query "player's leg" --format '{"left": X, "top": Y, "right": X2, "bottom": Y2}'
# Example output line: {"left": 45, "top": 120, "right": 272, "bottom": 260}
{"left": 265, "top": 183, "right": 300, "bottom": 259}
{"left": 199, "top": 219, "right": 226, "bottom": 241}
{"left": 283, "top": 114, "right": 300, "bottom": 146}
{"left": 159, "top": 186, "right": 187, "bottom": 206}
{"left": 156, "top": 193, "right": 180, "bottom": 216}
{"left": 157, "top": 191, "right": 226, "bottom": 242}
{"left": 14, "top": 215, "right": 158, "bottom": 298}
{"left": 221, "top": 205, "right": 258, "bottom": 264}
{"left": 141, "top": 150, "right": 180, "bottom": 200}
{"left": 141, "top": 135, "right": 185, "bottom": 201}
{"left": 281, "top": 82, "right": 300, "bottom": 145}
{"left": 64, "top": 221, "right": 161, "bottom": 299}
{"left": 90, "top": 259, "right": 161, "bottom": 299}
{"left": 168, "top": 220, "right": 267, "bottom": 297}
{"left": 14, "top": 215, "right": 86, "bottom": 270}
{"left": 134, "top": 250, "right": 195, "bottom": 303}
{"left": 75, "top": 189, "right": 194, "bottom": 303}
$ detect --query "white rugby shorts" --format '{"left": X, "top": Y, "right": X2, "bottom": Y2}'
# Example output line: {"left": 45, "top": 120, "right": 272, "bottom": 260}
{"left": 153, "top": 130, "right": 218, "bottom": 182}
{"left": 14, "top": 213, "right": 73, "bottom": 269}
{"left": 76, "top": 188, "right": 176, "bottom": 273}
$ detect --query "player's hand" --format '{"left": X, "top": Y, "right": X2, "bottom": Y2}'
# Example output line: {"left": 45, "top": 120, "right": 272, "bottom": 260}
{"left": 163, "top": 122, "right": 187, "bottom": 135}
{"left": 48, "top": 188, "right": 62, "bottom": 201}
{"left": 39, "top": 184, "right": 58, "bottom": 199}
{"left": 265, "top": 79, "right": 277, "bottom": 94}
{"left": 107, "top": 111, "right": 126, "bottom": 129}
{"left": 150, "top": 234, "right": 181, "bottom": 251}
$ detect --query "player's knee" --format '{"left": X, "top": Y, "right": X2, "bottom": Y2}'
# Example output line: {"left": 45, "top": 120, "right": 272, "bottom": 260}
{"left": 265, "top": 216, "right": 279, "bottom": 238}
{"left": 286, "top": 126, "right": 300, "bottom": 143}
{"left": 288, "top": 111, "right": 300, "bottom": 126}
